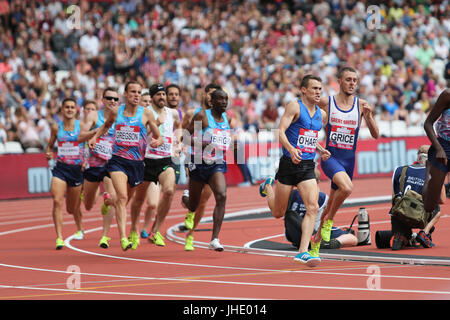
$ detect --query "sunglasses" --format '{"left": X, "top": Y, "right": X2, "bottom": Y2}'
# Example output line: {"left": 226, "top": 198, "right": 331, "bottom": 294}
{"left": 104, "top": 96, "right": 119, "bottom": 101}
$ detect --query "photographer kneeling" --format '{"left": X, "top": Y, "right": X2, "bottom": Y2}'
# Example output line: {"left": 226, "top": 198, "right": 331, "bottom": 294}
{"left": 284, "top": 168, "right": 358, "bottom": 250}
{"left": 388, "top": 145, "right": 445, "bottom": 250}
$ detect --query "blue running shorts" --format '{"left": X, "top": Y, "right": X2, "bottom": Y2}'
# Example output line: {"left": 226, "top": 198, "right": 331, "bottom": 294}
{"left": 106, "top": 155, "right": 144, "bottom": 188}
{"left": 84, "top": 166, "right": 110, "bottom": 183}
{"left": 428, "top": 137, "right": 450, "bottom": 173}
{"left": 52, "top": 162, "right": 83, "bottom": 187}
{"left": 321, "top": 155, "right": 355, "bottom": 190}
{"left": 188, "top": 162, "right": 227, "bottom": 183}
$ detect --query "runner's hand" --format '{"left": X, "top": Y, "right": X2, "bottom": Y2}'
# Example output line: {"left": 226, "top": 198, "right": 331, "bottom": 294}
{"left": 289, "top": 147, "right": 302, "bottom": 164}
{"left": 88, "top": 137, "right": 97, "bottom": 150}
{"left": 319, "top": 149, "right": 331, "bottom": 161}
{"left": 150, "top": 136, "right": 163, "bottom": 148}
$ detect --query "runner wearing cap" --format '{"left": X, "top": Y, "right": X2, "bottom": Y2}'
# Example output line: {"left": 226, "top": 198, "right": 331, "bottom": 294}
{"left": 128, "top": 83, "right": 182, "bottom": 249}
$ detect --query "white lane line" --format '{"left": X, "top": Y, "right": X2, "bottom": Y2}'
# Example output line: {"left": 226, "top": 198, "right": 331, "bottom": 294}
{"left": 1, "top": 263, "right": 450, "bottom": 297}
{"left": 1, "top": 196, "right": 450, "bottom": 299}
{"left": 0, "top": 284, "right": 259, "bottom": 300}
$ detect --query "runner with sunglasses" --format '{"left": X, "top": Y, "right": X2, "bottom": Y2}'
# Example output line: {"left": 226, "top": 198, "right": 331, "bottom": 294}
{"left": 79, "top": 87, "right": 120, "bottom": 249}
{"left": 88, "top": 81, "right": 163, "bottom": 251}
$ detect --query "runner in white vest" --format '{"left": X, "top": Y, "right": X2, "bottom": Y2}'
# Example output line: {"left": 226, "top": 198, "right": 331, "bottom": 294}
{"left": 129, "top": 83, "right": 182, "bottom": 249}
{"left": 312, "top": 67, "right": 379, "bottom": 254}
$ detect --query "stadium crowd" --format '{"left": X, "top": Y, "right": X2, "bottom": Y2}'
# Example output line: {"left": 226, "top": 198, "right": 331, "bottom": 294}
{"left": 0, "top": 0, "right": 449, "bottom": 152}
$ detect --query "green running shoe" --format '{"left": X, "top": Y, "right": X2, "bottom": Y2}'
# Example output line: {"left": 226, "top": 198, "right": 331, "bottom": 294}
{"left": 309, "top": 240, "right": 320, "bottom": 257}
{"left": 101, "top": 203, "right": 110, "bottom": 216}
{"left": 121, "top": 237, "right": 132, "bottom": 251}
{"left": 185, "top": 211, "right": 195, "bottom": 230}
{"left": 149, "top": 231, "right": 165, "bottom": 246}
{"left": 98, "top": 236, "right": 111, "bottom": 249}
{"left": 56, "top": 238, "right": 65, "bottom": 250}
{"left": 73, "top": 230, "right": 84, "bottom": 240}
{"left": 128, "top": 231, "right": 140, "bottom": 250}
{"left": 321, "top": 219, "right": 333, "bottom": 243}
{"left": 185, "top": 235, "right": 194, "bottom": 251}
{"left": 101, "top": 193, "right": 111, "bottom": 216}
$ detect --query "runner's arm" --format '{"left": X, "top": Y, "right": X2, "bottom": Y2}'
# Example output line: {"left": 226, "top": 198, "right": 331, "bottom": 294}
{"left": 87, "top": 107, "right": 118, "bottom": 149}
{"left": 45, "top": 123, "right": 58, "bottom": 160}
{"left": 360, "top": 99, "right": 379, "bottom": 139}
{"left": 78, "top": 111, "right": 99, "bottom": 142}
{"left": 278, "top": 100, "right": 302, "bottom": 164}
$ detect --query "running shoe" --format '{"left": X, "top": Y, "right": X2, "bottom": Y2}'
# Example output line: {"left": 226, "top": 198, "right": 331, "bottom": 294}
{"left": 320, "top": 238, "right": 342, "bottom": 249}
{"left": 294, "top": 252, "right": 321, "bottom": 267}
{"left": 185, "top": 211, "right": 195, "bottom": 230}
{"left": 56, "top": 238, "right": 65, "bottom": 250}
{"left": 128, "top": 231, "right": 140, "bottom": 250}
{"left": 309, "top": 240, "right": 320, "bottom": 257}
{"left": 101, "top": 193, "right": 111, "bottom": 216}
{"left": 185, "top": 235, "right": 194, "bottom": 251}
{"left": 73, "top": 230, "right": 84, "bottom": 240}
{"left": 149, "top": 231, "right": 165, "bottom": 246}
{"left": 320, "top": 219, "right": 333, "bottom": 242}
{"left": 98, "top": 236, "right": 111, "bottom": 249}
{"left": 259, "top": 177, "right": 274, "bottom": 197}
{"left": 101, "top": 203, "right": 110, "bottom": 216}
{"left": 121, "top": 237, "right": 132, "bottom": 251}
{"left": 140, "top": 230, "right": 149, "bottom": 239}
{"left": 209, "top": 238, "right": 224, "bottom": 252}
{"left": 181, "top": 189, "right": 189, "bottom": 209}
{"left": 416, "top": 230, "right": 435, "bottom": 248}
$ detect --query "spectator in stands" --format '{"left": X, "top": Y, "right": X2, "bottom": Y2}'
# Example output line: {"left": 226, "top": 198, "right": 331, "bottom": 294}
{"left": 0, "top": 0, "right": 9, "bottom": 29}
{"left": 382, "top": 94, "right": 399, "bottom": 119}
{"left": 394, "top": 96, "right": 410, "bottom": 125}
{"left": 0, "top": 122, "right": 7, "bottom": 144}
{"left": 79, "top": 25, "right": 100, "bottom": 60}
{"left": 0, "top": 0, "right": 447, "bottom": 144}
{"left": 445, "top": 51, "right": 450, "bottom": 85}
{"left": 415, "top": 91, "right": 431, "bottom": 113}
{"left": 14, "top": 106, "right": 43, "bottom": 151}
{"left": 262, "top": 97, "right": 279, "bottom": 130}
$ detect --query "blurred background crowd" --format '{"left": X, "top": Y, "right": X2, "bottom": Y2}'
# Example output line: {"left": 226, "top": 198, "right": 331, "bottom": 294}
{"left": 0, "top": 0, "right": 449, "bottom": 153}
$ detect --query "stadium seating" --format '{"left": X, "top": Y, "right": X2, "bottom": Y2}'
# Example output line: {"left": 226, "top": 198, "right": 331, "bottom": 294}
{"left": 377, "top": 120, "right": 392, "bottom": 138}
{"left": 4, "top": 141, "right": 24, "bottom": 154}
{"left": 390, "top": 120, "right": 408, "bottom": 138}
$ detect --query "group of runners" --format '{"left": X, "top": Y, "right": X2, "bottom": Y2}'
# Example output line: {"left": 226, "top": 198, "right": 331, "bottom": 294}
{"left": 46, "top": 80, "right": 231, "bottom": 252}
{"left": 45, "top": 67, "right": 450, "bottom": 268}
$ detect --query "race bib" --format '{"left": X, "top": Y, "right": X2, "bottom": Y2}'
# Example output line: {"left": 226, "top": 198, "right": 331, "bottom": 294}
{"left": 210, "top": 128, "right": 231, "bottom": 151}
{"left": 92, "top": 137, "right": 113, "bottom": 160}
{"left": 115, "top": 124, "right": 140, "bottom": 147}
{"left": 297, "top": 128, "right": 318, "bottom": 153}
{"left": 204, "top": 128, "right": 231, "bottom": 161}
{"left": 58, "top": 141, "right": 80, "bottom": 159}
{"left": 146, "top": 136, "right": 173, "bottom": 158}
{"left": 328, "top": 125, "right": 355, "bottom": 150}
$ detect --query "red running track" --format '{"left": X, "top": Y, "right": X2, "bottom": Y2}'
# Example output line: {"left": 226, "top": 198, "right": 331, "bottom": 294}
{"left": 0, "top": 177, "right": 450, "bottom": 302}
